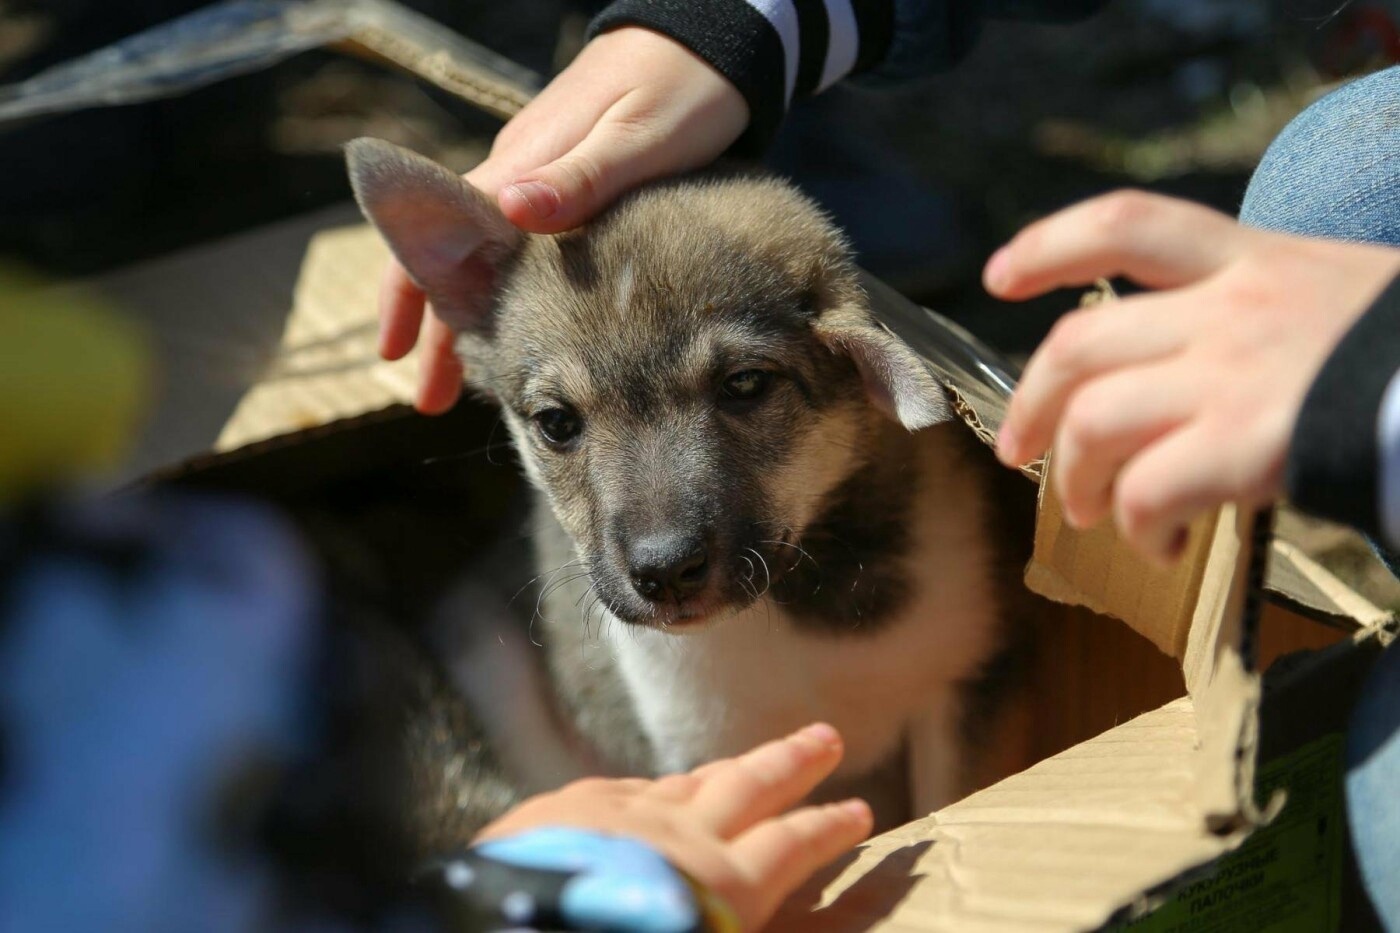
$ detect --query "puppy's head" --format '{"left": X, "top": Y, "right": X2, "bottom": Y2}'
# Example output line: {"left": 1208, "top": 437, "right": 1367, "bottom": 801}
{"left": 348, "top": 139, "right": 950, "bottom": 630}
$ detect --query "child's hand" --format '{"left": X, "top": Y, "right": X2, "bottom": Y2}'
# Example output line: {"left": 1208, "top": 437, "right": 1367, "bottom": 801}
{"left": 985, "top": 190, "right": 1400, "bottom": 564}
{"left": 474, "top": 723, "right": 872, "bottom": 931}
{"left": 379, "top": 27, "right": 749, "bottom": 413}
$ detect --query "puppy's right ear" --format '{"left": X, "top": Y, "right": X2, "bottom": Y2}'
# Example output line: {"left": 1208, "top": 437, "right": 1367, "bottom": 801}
{"left": 345, "top": 138, "right": 520, "bottom": 334}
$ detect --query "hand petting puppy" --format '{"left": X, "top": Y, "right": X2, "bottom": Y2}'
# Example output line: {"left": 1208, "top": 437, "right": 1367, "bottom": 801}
{"left": 986, "top": 190, "right": 1400, "bottom": 564}
{"left": 473, "top": 723, "right": 871, "bottom": 932}
{"left": 985, "top": 190, "right": 1400, "bottom": 560}
{"left": 378, "top": 27, "right": 748, "bottom": 413}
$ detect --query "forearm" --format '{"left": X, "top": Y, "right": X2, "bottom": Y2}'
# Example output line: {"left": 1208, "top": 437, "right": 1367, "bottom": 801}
{"left": 1286, "top": 273, "right": 1400, "bottom": 549}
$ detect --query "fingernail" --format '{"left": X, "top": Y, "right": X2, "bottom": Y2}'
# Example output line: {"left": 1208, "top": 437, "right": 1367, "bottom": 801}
{"left": 839, "top": 799, "right": 871, "bottom": 821}
{"left": 801, "top": 723, "right": 841, "bottom": 748}
{"left": 504, "top": 180, "right": 560, "bottom": 220}
{"left": 984, "top": 247, "right": 1011, "bottom": 293}
{"left": 995, "top": 425, "right": 1018, "bottom": 466}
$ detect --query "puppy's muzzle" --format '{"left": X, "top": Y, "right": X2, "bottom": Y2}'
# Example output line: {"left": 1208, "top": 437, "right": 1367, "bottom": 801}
{"left": 627, "top": 533, "right": 710, "bottom": 604}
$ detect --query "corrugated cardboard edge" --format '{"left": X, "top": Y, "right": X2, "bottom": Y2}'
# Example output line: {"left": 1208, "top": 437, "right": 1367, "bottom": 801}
{"left": 1181, "top": 506, "right": 1271, "bottom": 830}
{"left": 214, "top": 224, "right": 416, "bottom": 452}
{"left": 332, "top": 0, "right": 536, "bottom": 120}
{"left": 1024, "top": 455, "right": 1213, "bottom": 660}
{"left": 1023, "top": 482, "right": 1267, "bottom": 859}
{"left": 771, "top": 698, "right": 1248, "bottom": 932}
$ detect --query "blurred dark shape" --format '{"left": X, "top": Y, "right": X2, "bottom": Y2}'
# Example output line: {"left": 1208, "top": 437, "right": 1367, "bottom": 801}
{"left": 1, "top": 0, "right": 1395, "bottom": 348}
{"left": 0, "top": 403, "right": 533, "bottom": 928}
{"left": 0, "top": 0, "right": 562, "bottom": 275}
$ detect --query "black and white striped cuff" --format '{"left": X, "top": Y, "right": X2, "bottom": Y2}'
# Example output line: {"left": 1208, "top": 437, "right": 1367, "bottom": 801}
{"left": 589, "top": 0, "right": 894, "bottom": 152}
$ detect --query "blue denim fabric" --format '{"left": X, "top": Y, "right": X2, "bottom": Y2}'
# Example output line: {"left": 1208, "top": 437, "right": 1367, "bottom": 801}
{"left": 1239, "top": 65, "right": 1400, "bottom": 931}
{"left": 1241, "top": 66, "right": 1400, "bottom": 243}
{"left": 1348, "top": 643, "right": 1400, "bottom": 929}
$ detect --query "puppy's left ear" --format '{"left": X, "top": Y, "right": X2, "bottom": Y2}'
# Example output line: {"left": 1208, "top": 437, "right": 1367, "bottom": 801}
{"left": 345, "top": 137, "right": 520, "bottom": 335}
{"left": 814, "top": 302, "right": 953, "bottom": 430}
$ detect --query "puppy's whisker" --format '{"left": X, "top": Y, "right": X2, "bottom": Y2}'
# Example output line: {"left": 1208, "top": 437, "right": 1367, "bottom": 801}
{"left": 745, "top": 547, "right": 772, "bottom": 597}
{"left": 540, "top": 571, "right": 592, "bottom": 604}
{"left": 759, "top": 538, "right": 818, "bottom": 573}
{"left": 509, "top": 560, "right": 587, "bottom": 608}
{"left": 418, "top": 441, "right": 512, "bottom": 467}
{"left": 739, "top": 553, "right": 755, "bottom": 584}
{"left": 582, "top": 584, "right": 605, "bottom": 639}
{"left": 529, "top": 560, "right": 591, "bottom": 644}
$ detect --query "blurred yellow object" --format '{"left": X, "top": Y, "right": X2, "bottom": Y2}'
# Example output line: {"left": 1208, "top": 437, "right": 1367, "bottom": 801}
{"left": 0, "top": 269, "right": 151, "bottom": 500}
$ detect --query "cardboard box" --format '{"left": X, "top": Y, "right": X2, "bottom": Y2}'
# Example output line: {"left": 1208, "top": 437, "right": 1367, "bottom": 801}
{"left": 128, "top": 213, "right": 1391, "bottom": 930}
{"left": 25, "top": 3, "right": 1395, "bottom": 929}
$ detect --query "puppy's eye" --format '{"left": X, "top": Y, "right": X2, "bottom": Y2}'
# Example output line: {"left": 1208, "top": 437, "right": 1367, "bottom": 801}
{"left": 534, "top": 408, "right": 582, "bottom": 447}
{"left": 722, "top": 370, "right": 772, "bottom": 401}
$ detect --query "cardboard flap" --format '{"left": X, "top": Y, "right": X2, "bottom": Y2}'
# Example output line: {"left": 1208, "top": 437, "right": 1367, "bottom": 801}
{"left": 1026, "top": 473, "right": 1267, "bottom": 829}
{"left": 1266, "top": 535, "right": 1393, "bottom": 630}
{"left": 1180, "top": 506, "right": 1268, "bottom": 827}
{"left": 772, "top": 699, "right": 1244, "bottom": 931}
{"left": 1025, "top": 453, "right": 1216, "bottom": 660}
{"left": 216, "top": 224, "right": 413, "bottom": 453}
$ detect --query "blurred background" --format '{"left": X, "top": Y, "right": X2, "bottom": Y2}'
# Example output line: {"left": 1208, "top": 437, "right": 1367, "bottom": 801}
{"left": 4, "top": 0, "right": 1400, "bottom": 344}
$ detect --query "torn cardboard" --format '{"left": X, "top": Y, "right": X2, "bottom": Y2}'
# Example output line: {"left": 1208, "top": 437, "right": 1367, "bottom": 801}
{"left": 22, "top": 4, "right": 1396, "bottom": 930}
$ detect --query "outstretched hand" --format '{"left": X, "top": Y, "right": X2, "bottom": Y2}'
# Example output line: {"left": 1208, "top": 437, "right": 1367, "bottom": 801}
{"left": 987, "top": 190, "right": 1400, "bottom": 564}
{"left": 475, "top": 723, "right": 872, "bottom": 931}
{"left": 379, "top": 27, "right": 749, "bottom": 413}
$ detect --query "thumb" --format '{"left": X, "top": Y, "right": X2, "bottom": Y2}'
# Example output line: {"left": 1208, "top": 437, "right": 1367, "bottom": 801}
{"left": 498, "top": 132, "right": 650, "bottom": 234}
{"left": 494, "top": 78, "right": 751, "bottom": 235}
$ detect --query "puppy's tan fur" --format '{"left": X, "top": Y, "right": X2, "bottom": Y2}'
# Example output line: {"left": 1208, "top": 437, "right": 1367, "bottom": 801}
{"left": 348, "top": 139, "right": 1031, "bottom": 832}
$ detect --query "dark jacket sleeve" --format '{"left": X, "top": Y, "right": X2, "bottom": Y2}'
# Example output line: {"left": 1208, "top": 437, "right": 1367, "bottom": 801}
{"left": 587, "top": 0, "right": 1109, "bottom": 152}
{"left": 1286, "top": 273, "right": 1400, "bottom": 550}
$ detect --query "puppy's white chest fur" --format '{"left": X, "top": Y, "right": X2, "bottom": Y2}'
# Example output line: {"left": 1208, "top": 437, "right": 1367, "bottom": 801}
{"left": 603, "top": 437, "right": 999, "bottom": 811}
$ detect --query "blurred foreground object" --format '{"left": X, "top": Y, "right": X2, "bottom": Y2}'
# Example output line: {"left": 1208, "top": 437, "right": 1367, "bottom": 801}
{"left": 0, "top": 270, "right": 149, "bottom": 500}
{"left": 0, "top": 494, "right": 318, "bottom": 932}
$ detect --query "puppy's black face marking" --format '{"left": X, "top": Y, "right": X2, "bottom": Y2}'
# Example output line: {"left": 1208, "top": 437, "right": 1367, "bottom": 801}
{"left": 771, "top": 459, "right": 915, "bottom": 633}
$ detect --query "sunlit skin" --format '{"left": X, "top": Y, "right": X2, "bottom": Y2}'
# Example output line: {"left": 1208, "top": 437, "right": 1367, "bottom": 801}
{"left": 476, "top": 724, "right": 873, "bottom": 932}
{"left": 985, "top": 191, "right": 1400, "bottom": 563}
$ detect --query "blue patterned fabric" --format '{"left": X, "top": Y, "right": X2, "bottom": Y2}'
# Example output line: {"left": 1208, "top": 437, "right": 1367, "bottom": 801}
{"left": 434, "top": 827, "right": 705, "bottom": 932}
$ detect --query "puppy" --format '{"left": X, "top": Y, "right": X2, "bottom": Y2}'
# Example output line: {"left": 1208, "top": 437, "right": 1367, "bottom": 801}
{"left": 346, "top": 139, "right": 1034, "bottom": 833}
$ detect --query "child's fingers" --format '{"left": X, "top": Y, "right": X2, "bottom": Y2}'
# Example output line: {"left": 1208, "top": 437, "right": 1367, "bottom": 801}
{"left": 687, "top": 724, "right": 844, "bottom": 838}
{"left": 1113, "top": 416, "right": 1283, "bottom": 565}
{"left": 983, "top": 191, "right": 1238, "bottom": 301}
{"left": 645, "top": 772, "right": 703, "bottom": 802}
{"left": 378, "top": 260, "right": 425, "bottom": 360}
{"left": 725, "top": 799, "right": 873, "bottom": 927}
{"left": 415, "top": 315, "right": 464, "bottom": 415}
{"left": 1049, "top": 360, "right": 1203, "bottom": 529}
{"left": 998, "top": 291, "right": 1189, "bottom": 466}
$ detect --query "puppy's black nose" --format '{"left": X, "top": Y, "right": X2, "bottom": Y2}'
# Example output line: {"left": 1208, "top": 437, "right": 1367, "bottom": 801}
{"left": 629, "top": 534, "right": 709, "bottom": 603}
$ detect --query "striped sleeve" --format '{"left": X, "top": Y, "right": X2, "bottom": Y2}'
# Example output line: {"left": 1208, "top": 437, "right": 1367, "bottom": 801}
{"left": 587, "top": 0, "right": 1109, "bottom": 152}
{"left": 1286, "top": 273, "right": 1400, "bottom": 550}
{"left": 588, "top": 0, "right": 895, "bottom": 151}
